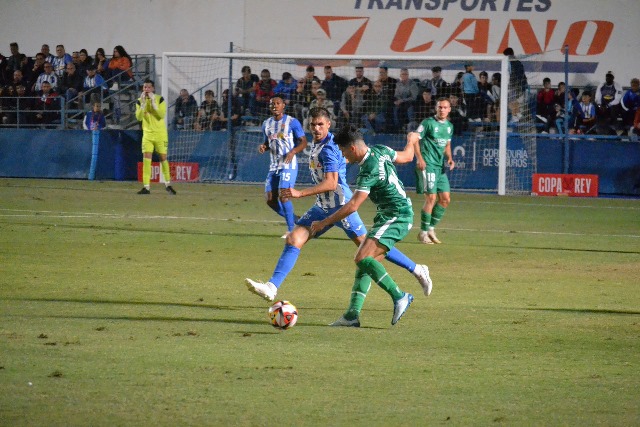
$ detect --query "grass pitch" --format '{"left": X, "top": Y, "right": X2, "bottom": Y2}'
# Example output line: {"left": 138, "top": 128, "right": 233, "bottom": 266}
{"left": 1, "top": 179, "right": 639, "bottom": 426}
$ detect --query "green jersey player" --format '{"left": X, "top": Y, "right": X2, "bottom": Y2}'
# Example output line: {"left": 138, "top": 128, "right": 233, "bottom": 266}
{"left": 310, "top": 126, "right": 417, "bottom": 327}
{"left": 410, "top": 97, "right": 455, "bottom": 244}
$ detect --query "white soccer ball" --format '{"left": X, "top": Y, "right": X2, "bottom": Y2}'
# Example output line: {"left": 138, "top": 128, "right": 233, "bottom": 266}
{"left": 268, "top": 300, "right": 298, "bottom": 330}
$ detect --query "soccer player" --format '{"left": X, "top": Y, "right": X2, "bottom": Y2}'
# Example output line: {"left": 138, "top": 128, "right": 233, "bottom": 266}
{"left": 412, "top": 97, "right": 455, "bottom": 244}
{"left": 310, "top": 125, "right": 417, "bottom": 327}
{"left": 245, "top": 108, "right": 432, "bottom": 311}
{"left": 259, "top": 96, "right": 308, "bottom": 235}
{"left": 135, "top": 79, "right": 176, "bottom": 195}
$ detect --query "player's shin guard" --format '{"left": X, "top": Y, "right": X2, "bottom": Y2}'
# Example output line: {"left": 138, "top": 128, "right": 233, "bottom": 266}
{"left": 430, "top": 204, "right": 446, "bottom": 227}
{"left": 281, "top": 200, "right": 296, "bottom": 232}
{"left": 421, "top": 210, "right": 431, "bottom": 232}
{"left": 345, "top": 268, "right": 371, "bottom": 320}
{"left": 356, "top": 256, "right": 404, "bottom": 301}
{"left": 386, "top": 247, "right": 416, "bottom": 273}
{"left": 160, "top": 160, "right": 171, "bottom": 184}
{"left": 269, "top": 244, "right": 300, "bottom": 288}
{"left": 142, "top": 157, "right": 152, "bottom": 187}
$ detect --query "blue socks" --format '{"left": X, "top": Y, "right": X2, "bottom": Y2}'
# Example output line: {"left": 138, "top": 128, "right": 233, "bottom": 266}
{"left": 385, "top": 247, "right": 416, "bottom": 273}
{"left": 281, "top": 200, "right": 296, "bottom": 232}
{"left": 269, "top": 244, "right": 301, "bottom": 288}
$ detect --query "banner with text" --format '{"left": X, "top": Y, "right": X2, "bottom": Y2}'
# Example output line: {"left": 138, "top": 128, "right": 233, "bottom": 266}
{"left": 532, "top": 173, "right": 598, "bottom": 197}
{"left": 137, "top": 162, "right": 200, "bottom": 183}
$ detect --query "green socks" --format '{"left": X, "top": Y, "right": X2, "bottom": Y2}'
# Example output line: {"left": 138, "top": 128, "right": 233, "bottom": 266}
{"left": 356, "top": 257, "right": 404, "bottom": 301}
{"left": 344, "top": 268, "right": 371, "bottom": 321}
{"left": 430, "top": 203, "right": 446, "bottom": 227}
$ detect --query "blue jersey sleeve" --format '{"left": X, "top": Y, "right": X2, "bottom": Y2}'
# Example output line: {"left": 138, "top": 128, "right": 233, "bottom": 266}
{"left": 319, "top": 142, "right": 343, "bottom": 174}
{"left": 289, "top": 118, "right": 306, "bottom": 141}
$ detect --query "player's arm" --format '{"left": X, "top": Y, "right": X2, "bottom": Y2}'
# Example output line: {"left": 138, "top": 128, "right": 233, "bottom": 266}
{"left": 409, "top": 132, "right": 426, "bottom": 170}
{"left": 148, "top": 96, "right": 166, "bottom": 120}
{"left": 394, "top": 132, "right": 418, "bottom": 164}
{"left": 445, "top": 140, "right": 455, "bottom": 170}
{"left": 284, "top": 134, "right": 308, "bottom": 164}
{"left": 283, "top": 171, "right": 338, "bottom": 199}
{"left": 310, "top": 190, "right": 368, "bottom": 235}
{"left": 135, "top": 97, "right": 145, "bottom": 121}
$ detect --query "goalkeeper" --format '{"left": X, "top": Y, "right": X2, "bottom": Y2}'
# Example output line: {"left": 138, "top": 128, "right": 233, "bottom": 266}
{"left": 135, "top": 79, "right": 176, "bottom": 195}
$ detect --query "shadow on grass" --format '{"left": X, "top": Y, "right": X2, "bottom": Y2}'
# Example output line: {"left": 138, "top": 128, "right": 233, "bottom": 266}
{"left": 420, "top": 240, "right": 640, "bottom": 255}
{"left": 525, "top": 307, "right": 640, "bottom": 316}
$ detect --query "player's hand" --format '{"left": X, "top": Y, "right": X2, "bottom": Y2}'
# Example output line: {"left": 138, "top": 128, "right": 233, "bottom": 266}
{"left": 284, "top": 151, "right": 295, "bottom": 164}
{"left": 258, "top": 144, "right": 267, "bottom": 154}
{"left": 416, "top": 158, "right": 426, "bottom": 170}
{"left": 448, "top": 159, "right": 455, "bottom": 170}
{"left": 310, "top": 220, "right": 324, "bottom": 236}
{"left": 282, "top": 188, "right": 301, "bottom": 199}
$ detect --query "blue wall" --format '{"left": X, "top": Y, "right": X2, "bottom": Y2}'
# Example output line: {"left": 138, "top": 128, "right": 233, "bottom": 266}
{"left": 0, "top": 129, "right": 638, "bottom": 196}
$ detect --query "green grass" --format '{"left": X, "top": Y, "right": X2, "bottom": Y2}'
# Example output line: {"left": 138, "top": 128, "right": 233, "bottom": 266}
{"left": 1, "top": 179, "right": 639, "bottom": 426}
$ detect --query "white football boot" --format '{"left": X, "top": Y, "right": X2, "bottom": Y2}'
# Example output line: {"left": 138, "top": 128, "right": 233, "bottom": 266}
{"left": 245, "top": 278, "right": 277, "bottom": 301}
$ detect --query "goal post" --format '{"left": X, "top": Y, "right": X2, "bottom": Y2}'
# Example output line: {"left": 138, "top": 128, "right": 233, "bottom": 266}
{"left": 162, "top": 51, "right": 522, "bottom": 193}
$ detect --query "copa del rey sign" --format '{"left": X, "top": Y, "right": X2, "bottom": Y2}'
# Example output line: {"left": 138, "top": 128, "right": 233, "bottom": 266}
{"left": 532, "top": 174, "right": 598, "bottom": 197}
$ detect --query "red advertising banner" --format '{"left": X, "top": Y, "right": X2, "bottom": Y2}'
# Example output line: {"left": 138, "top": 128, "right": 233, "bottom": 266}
{"left": 137, "top": 162, "right": 199, "bottom": 183}
{"left": 532, "top": 174, "right": 598, "bottom": 197}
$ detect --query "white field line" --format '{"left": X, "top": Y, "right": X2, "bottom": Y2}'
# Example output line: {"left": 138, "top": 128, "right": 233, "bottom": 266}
{"left": 1, "top": 208, "right": 639, "bottom": 239}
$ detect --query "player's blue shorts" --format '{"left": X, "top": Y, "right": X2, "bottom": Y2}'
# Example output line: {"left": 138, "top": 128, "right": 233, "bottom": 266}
{"left": 297, "top": 205, "right": 367, "bottom": 239}
{"left": 265, "top": 168, "right": 298, "bottom": 192}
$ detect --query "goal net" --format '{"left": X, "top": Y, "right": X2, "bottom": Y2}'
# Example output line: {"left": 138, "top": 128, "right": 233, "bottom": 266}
{"left": 161, "top": 52, "right": 539, "bottom": 194}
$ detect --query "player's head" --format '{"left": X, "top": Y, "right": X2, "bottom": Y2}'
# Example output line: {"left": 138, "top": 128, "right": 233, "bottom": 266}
{"left": 269, "top": 96, "right": 285, "bottom": 117}
{"left": 143, "top": 79, "right": 155, "bottom": 93}
{"left": 308, "top": 107, "right": 332, "bottom": 141}
{"left": 435, "top": 97, "right": 452, "bottom": 120}
{"left": 334, "top": 125, "right": 365, "bottom": 163}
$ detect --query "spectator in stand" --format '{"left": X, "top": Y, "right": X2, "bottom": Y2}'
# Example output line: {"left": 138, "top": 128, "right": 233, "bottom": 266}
{"left": 477, "top": 71, "right": 494, "bottom": 122}
{"left": 33, "top": 81, "right": 60, "bottom": 128}
{"left": 4, "top": 42, "right": 27, "bottom": 82}
{"left": 378, "top": 66, "right": 397, "bottom": 131}
{"left": 12, "top": 85, "right": 32, "bottom": 126}
{"left": 108, "top": 45, "right": 133, "bottom": 82}
{"left": 555, "top": 87, "right": 580, "bottom": 135}
{"left": 27, "top": 53, "right": 46, "bottom": 91}
{"left": 349, "top": 66, "right": 372, "bottom": 100}
{"left": 504, "top": 47, "right": 529, "bottom": 123}
{"left": 76, "top": 49, "right": 93, "bottom": 77}
{"left": 236, "top": 65, "right": 259, "bottom": 115}
{"left": 363, "top": 80, "right": 390, "bottom": 135}
{"left": 273, "top": 72, "right": 298, "bottom": 110}
{"left": 194, "top": 89, "right": 219, "bottom": 131}
{"left": 41, "top": 44, "right": 55, "bottom": 64}
{"left": 621, "top": 78, "right": 640, "bottom": 134}
{"left": 213, "top": 88, "right": 243, "bottom": 131}
{"left": 94, "top": 48, "right": 111, "bottom": 82}
{"left": 339, "top": 85, "right": 366, "bottom": 129}
{"left": 254, "top": 68, "right": 277, "bottom": 118}
{"left": 303, "top": 88, "right": 335, "bottom": 130}
{"left": 0, "top": 53, "right": 7, "bottom": 87}
{"left": 172, "top": 88, "right": 198, "bottom": 130}
{"left": 52, "top": 45, "right": 72, "bottom": 78}
{"left": 572, "top": 90, "right": 597, "bottom": 134}
{"left": 595, "top": 71, "right": 623, "bottom": 126}
{"left": 34, "top": 62, "right": 58, "bottom": 92}
{"left": 488, "top": 73, "right": 501, "bottom": 122}
{"left": 536, "top": 77, "right": 555, "bottom": 132}
{"left": 461, "top": 62, "right": 481, "bottom": 122}
{"left": 82, "top": 65, "right": 108, "bottom": 105}
{"left": 294, "top": 65, "right": 320, "bottom": 120}
{"left": 446, "top": 89, "right": 468, "bottom": 136}
{"left": 321, "top": 65, "right": 348, "bottom": 112}
{"left": 553, "top": 82, "right": 566, "bottom": 109}
{"left": 393, "top": 68, "right": 419, "bottom": 131}
{"left": 83, "top": 101, "right": 106, "bottom": 130}
{"left": 410, "top": 88, "right": 435, "bottom": 131}
{"left": 10, "top": 70, "right": 28, "bottom": 94}
{"left": 422, "top": 66, "right": 449, "bottom": 96}
{"left": 71, "top": 51, "right": 81, "bottom": 68}
{"left": 451, "top": 71, "right": 464, "bottom": 91}
{"left": 1, "top": 85, "right": 15, "bottom": 124}
{"left": 59, "top": 62, "right": 84, "bottom": 108}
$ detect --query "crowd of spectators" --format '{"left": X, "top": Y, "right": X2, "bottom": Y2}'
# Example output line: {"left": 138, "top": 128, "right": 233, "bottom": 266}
{"left": 0, "top": 42, "right": 137, "bottom": 127}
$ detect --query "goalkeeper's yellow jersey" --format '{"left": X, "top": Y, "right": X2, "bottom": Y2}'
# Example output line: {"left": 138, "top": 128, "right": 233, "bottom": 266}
{"left": 135, "top": 94, "right": 168, "bottom": 139}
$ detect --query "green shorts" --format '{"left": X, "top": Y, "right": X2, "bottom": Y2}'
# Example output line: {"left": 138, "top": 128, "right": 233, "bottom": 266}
{"left": 142, "top": 135, "right": 168, "bottom": 155}
{"left": 367, "top": 209, "right": 414, "bottom": 251}
{"left": 415, "top": 166, "right": 450, "bottom": 195}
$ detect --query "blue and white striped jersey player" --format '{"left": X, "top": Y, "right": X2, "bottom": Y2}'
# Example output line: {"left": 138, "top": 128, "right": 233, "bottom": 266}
{"left": 245, "top": 107, "right": 432, "bottom": 305}
{"left": 259, "top": 96, "right": 308, "bottom": 234}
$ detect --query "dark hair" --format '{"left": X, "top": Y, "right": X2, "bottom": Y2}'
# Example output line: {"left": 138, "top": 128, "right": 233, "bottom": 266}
{"left": 543, "top": 77, "right": 551, "bottom": 84}
{"left": 492, "top": 72, "right": 501, "bottom": 82}
{"left": 479, "top": 71, "right": 488, "bottom": 78}
{"left": 205, "top": 89, "right": 214, "bottom": 96}
{"left": 503, "top": 47, "right": 514, "bottom": 56}
{"left": 241, "top": 65, "right": 251, "bottom": 73}
{"left": 334, "top": 125, "right": 363, "bottom": 148}
{"left": 94, "top": 47, "right": 106, "bottom": 63}
{"left": 144, "top": 78, "right": 155, "bottom": 87}
{"left": 306, "top": 65, "right": 315, "bottom": 72}
{"left": 308, "top": 106, "right": 332, "bottom": 121}
{"left": 113, "top": 45, "right": 132, "bottom": 61}
{"left": 431, "top": 66, "right": 442, "bottom": 72}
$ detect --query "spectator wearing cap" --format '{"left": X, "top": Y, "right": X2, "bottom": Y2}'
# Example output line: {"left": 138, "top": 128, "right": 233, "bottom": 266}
{"left": 462, "top": 62, "right": 482, "bottom": 121}
{"left": 595, "top": 70, "right": 623, "bottom": 125}
{"left": 421, "top": 66, "right": 449, "bottom": 97}
{"left": 274, "top": 71, "right": 298, "bottom": 107}
{"left": 304, "top": 88, "right": 335, "bottom": 130}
